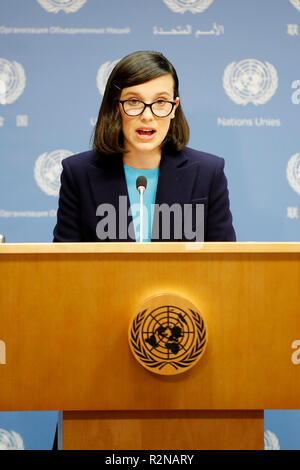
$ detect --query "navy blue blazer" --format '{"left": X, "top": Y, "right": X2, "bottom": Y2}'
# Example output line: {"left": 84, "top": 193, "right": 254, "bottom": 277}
{"left": 53, "top": 147, "right": 236, "bottom": 242}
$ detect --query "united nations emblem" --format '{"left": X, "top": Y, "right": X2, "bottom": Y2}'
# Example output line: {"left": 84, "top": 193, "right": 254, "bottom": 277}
{"left": 264, "top": 430, "right": 280, "bottom": 450}
{"left": 223, "top": 59, "right": 278, "bottom": 105}
{"left": 129, "top": 294, "right": 207, "bottom": 376}
{"left": 34, "top": 149, "right": 73, "bottom": 196}
{"left": 290, "top": 0, "right": 300, "bottom": 12}
{"left": 286, "top": 153, "right": 300, "bottom": 196}
{"left": 36, "top": 0, "right": 87, "bottom": 13}
{"left": 0, "top": 428, "right": 24, "bottom": 450}
{"left": 0, "top": 58, "right": 26, "bottom": 105}
{"left": 96, "top": 59, "right": 120, "bottom": 96}
{"left": 163, "top": 0, "right": 214, "bottom": 14}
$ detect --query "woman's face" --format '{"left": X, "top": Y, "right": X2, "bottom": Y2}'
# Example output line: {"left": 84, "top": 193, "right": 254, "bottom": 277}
{"left": 119, "top": 74, "right": 179, "bottom": 158}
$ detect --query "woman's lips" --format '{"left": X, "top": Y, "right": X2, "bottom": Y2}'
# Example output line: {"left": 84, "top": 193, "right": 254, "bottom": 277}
{"left": 135, "top": 128, "right": 157, "bottom": 141}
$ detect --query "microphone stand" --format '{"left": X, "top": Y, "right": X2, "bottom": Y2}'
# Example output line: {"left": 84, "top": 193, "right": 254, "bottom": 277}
{"left": 136, "top": 176, "right": 147, "bottom": 244}
{"left": 139, "top": 186, "right": 145, "bottom": 243}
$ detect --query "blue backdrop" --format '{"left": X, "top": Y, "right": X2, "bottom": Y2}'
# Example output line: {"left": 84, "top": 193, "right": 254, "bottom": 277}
{"left": 0, "top": 0, "right": 299, "bottom": 450}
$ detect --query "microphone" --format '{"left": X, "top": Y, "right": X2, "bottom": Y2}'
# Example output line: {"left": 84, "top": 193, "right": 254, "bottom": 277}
{"left": 136, "top": 176, "right": 147, "bottom": 243}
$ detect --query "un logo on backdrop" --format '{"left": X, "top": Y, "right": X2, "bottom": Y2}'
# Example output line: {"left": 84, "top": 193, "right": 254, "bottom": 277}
{"left": 290, "top": 0, "right": 300, "bottom": 12}
{"left": 286, "top": 153, "right": 300, "bottom": 196}
{"left": 223, "top": 59, "right": 278, "bottom": 105}
{"left": 264, "top": 430, "right": 280, "bottom": 450}
{"left": 34, "top": 149, "right": 72, "bottom": 196}
{"left": 96, "top": 59, "right": 120, "bottom": 96}
{"left": 36, "top": 0, "right": 87, "bottom": 13}
{"left": 0, "top": 428, "right": 24, "bottom": 450}
{"left": 163, "top": 0, "right": 214, "bottom": 13}
{"left": 0, "top": 58, "right": 26, "bottom": 105}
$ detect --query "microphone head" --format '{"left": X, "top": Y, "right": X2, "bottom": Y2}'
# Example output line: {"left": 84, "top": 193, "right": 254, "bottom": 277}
{"left": 136, "top": 175, "right": 147, "bottom": 191}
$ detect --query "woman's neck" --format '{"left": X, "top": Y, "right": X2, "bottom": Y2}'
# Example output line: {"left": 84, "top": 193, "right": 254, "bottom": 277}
{"left": 122, "top": 150, "right": 161, "bottom": 169}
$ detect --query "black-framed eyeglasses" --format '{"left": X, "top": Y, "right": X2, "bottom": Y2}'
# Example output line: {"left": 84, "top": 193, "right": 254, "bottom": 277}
{"left": 119, "top": 99, "right": 177, "bottom": 118}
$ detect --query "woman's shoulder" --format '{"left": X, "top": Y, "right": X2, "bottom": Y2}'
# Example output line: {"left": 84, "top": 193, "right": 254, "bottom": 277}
{"left": 61, "top": 149, "right": 100, "bottom": 169}
{"left": 181, "top": 146, "right": 224, "bottom": 169}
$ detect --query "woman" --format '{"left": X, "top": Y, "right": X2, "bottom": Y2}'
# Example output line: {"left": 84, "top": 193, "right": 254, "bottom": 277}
{"left": 53, "top": 50, "right": 236, "bottom": 242}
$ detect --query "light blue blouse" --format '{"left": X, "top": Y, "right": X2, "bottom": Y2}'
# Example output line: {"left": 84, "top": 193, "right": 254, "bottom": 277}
{"left": 123, "top": 163, "right": 159, "bottom": 242}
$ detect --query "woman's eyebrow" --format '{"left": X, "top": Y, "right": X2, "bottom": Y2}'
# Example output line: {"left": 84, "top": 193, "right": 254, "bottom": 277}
{"left": 121, "top": 90, "right": 173, "bottom": 99}
{"left": 153, "top": 91, "right": 173, "bottom": 98}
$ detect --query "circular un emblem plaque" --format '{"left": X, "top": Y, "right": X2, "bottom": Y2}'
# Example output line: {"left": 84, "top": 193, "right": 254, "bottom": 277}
{"left": 128, "top": 294, "right": 207, "bottom": 375}
{"left": 286, "top": 153, "right": 300, "bottom": 196}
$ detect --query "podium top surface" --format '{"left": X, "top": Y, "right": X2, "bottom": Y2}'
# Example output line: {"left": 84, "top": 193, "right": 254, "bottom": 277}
{"left": 1, "top": 241, "right": 300, "bottom": 254}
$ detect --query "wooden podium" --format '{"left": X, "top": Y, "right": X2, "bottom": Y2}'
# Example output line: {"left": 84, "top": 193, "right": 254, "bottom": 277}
{"left": 0, "top": 242, "right": 299, "bottom": 450}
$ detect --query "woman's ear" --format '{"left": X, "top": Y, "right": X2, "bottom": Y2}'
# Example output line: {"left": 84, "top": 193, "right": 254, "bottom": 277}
{"left": 171, "top": 97, "right": 180, "bottom": 119}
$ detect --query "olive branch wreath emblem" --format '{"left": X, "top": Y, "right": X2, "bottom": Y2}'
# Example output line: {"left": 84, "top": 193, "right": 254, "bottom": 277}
{"left": 286, "top": 153, "right": 300, "bottom": 196}
{"left": 290, "top": 0, "right": 300, "bottom": 13}
{"left": 223, "top": 60, "right": 278, "bottom": 105}
{"left": 129, "top": 308, "right": 207, "bottom": 372}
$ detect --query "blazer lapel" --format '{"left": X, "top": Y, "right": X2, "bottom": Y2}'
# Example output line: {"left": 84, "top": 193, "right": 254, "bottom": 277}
{"left": 87, "top": 153, "right": 127, "bottom": 205}
{"left": 155, "top": 149, "right": 190, "bottom": 206}
{"left": 86, "top": 153, "right": 133, "bottom": 241}
{"left": 152, "top": 149, "right": 197, "bottom": 241}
